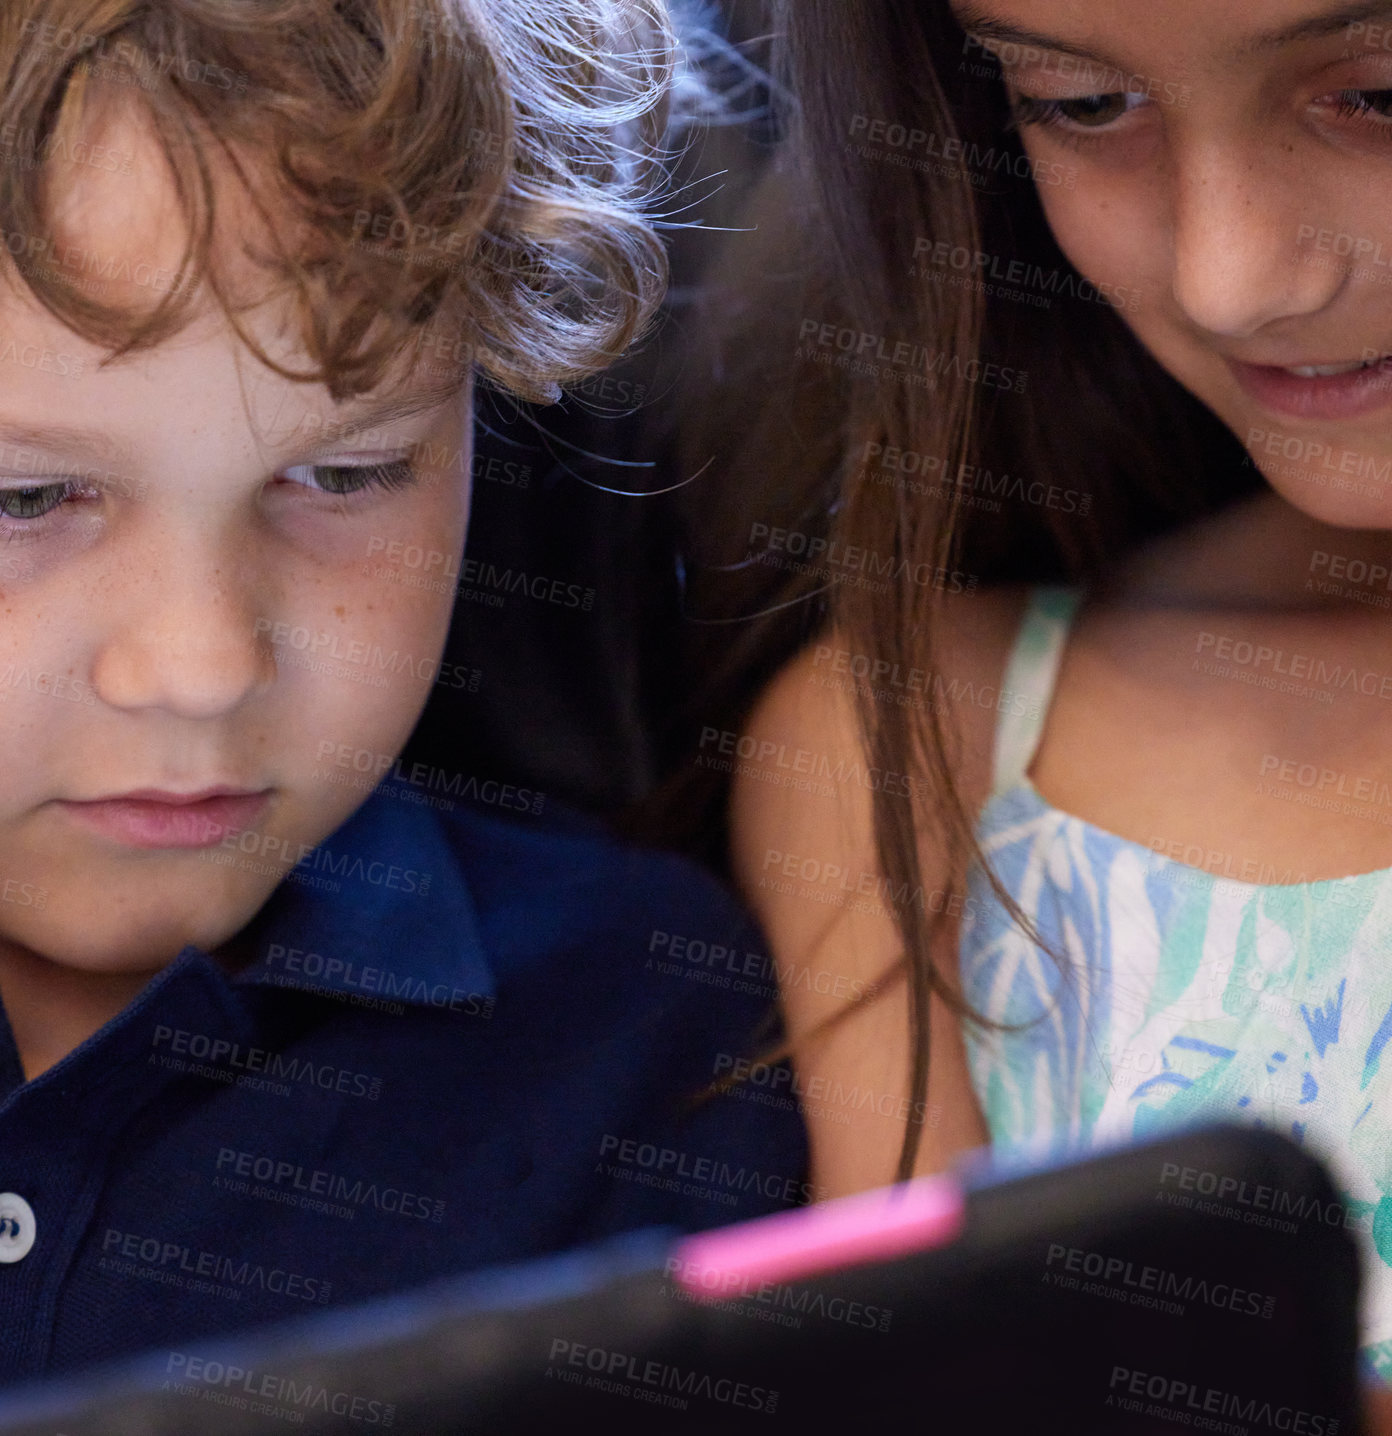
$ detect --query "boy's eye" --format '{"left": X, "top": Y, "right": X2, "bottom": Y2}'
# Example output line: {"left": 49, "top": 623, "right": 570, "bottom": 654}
{"left": 0, "top": 458, "right": 421, "bottom": 536}
{"left": 0, "top": 482, "right": 83, "bottom": 522}
{"left": 278, "top": 458, "right": 419, "bottom": 497}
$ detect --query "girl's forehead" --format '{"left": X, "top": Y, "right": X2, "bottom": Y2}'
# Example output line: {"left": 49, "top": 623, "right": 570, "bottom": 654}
{"left": 951, "top": 0, "right": 1388, "bottom": 64}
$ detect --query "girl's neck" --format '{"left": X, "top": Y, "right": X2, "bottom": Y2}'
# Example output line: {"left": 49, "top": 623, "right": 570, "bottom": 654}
{"left": 1109, "top": 488, "right": 1392, "bottom": 618}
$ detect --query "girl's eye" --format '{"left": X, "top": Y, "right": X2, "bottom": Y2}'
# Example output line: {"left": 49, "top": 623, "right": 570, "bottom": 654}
{"left": 0, "top": 482, "right": 86, "bottom": 524}
{"left": 1009, "top": 90, "right": 1143, "bottom": 133}
{"left": 277, "top": 458, "right": 419, "bottom": 498}
{"left": 1329, "top": 88, "right": 1392, "bottom": 128}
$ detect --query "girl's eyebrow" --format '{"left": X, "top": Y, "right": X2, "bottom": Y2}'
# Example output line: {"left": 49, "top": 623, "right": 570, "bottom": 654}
{"left": 956, "top": 0, "right": 1392, "bottom": 68}
{"left": 1238, "top": 0, "right": 1392, "bottom": 55}
{"left": 955, "top": 6, "right": 1120, "bottom": 68}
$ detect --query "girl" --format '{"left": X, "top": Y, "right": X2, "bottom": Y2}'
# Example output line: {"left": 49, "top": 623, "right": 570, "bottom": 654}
{"left": 727, "top": 0, "right": 1392, "bottom": 1381}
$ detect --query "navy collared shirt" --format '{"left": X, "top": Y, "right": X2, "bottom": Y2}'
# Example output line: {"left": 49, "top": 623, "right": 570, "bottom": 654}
{"left": 0, "top": 777, "right": 809, "bottom": 1388}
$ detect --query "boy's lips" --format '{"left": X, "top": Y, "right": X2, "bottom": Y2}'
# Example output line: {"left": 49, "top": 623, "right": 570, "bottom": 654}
{"left": 55, "top": 789, "right": 273, "bottom": 850}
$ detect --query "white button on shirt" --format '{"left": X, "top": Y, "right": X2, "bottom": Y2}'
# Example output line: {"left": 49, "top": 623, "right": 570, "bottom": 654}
{"left": 0, "top": 1192, "right": 35, "bottom": 1262}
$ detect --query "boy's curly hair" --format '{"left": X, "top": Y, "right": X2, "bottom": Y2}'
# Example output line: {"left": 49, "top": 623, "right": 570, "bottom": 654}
{"left": 0, "top": 0, "right": 679, "bottom": 404}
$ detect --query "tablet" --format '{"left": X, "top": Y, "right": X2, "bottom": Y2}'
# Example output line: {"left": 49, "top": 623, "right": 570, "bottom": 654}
{"left": 0, "top": 1122, "right": 1363, "bottom": 1434}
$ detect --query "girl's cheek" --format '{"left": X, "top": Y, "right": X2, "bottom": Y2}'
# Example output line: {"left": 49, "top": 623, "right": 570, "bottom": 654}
{"left": 1032, "top": 169, "right": 1178, "bottom": 339}
{"left": 1036, "top": 168, "right": 1124, "bottom": 280}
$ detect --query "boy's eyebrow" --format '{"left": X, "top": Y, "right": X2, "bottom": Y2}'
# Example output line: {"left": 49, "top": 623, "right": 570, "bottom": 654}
{"left": 0, "top": 382, "right": 464, "bottom": 470}
{"left": 312, "top": 384, "right": 466, "bottom": 442}
{"left": 0, "top": 420, "right": 139, "bottom": 469}
{"left": 955, "top": 0, "right": 1392, "bottom": 68}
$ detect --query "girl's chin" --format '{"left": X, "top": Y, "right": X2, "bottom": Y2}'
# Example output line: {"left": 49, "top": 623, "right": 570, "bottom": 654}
{"left": 1260, "top": 469, "right": 1392, "bottom": 534}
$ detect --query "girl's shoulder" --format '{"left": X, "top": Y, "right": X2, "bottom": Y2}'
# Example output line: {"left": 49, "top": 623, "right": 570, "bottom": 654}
{"left": 728, "top": 584, "right": 1035, "bottom": 1191}
{"left": 737, "top": 583, "right": 1035, "bottom": 811}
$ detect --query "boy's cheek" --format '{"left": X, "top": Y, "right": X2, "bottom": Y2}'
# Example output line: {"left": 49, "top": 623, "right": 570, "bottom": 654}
{"left": 262, "top": 575, "right": 458, "bottom": 752}
{"left": 289, "top": 525, "right": 467, "bottom": 760}
{"left": 251, "top": 598, "right": 452, "bottom": 841}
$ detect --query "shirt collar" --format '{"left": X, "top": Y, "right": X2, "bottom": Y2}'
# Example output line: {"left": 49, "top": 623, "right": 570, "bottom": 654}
{"left": 225, "top": 776, "right": 496, "bottom": 1010}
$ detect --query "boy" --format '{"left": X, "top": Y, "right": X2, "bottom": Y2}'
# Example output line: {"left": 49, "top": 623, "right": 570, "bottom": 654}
{"left": 0, "top": 0, "right": 807, "bottom": 1385}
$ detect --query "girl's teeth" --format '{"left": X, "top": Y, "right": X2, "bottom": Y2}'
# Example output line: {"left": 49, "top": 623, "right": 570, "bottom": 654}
{"left": 1286, "top": 358, "right": 1380, "bottom": 377}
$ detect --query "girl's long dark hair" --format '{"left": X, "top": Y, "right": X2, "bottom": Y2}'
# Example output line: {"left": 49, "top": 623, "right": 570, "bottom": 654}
{"left": 648, "top": 0, "right": 1262, "bottom": 1178}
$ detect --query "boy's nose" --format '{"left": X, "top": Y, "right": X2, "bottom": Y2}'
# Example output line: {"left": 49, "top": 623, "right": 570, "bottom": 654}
{"left": 90, "top": 549, "right": 277, "bottom": 720}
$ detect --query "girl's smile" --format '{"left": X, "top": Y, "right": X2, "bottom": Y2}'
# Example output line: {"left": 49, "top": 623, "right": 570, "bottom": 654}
{"left": 1227, "top": 352, "right": 1392, "bottom": 420}
{"left": 963, "top": 0, "right": 1392, "bottom": 526}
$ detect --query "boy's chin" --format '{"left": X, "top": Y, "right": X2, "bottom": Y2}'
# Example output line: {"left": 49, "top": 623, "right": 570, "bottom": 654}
{"left": 0, "top": 874, "right": 287, "bottom": 978}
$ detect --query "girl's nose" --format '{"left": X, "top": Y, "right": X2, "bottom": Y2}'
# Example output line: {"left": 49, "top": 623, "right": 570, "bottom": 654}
{"left": 1168, "top": 137, "right": 1344, "bottom": 340}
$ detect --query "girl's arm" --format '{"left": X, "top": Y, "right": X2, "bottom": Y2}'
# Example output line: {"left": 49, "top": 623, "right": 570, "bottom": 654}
{"left": 729, "top": 587, "right": 1028, "bottom": 1199}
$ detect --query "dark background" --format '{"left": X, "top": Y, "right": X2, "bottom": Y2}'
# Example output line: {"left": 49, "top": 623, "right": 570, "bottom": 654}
{"left": 403, "top": 0, "right": 808, "bottom": 854}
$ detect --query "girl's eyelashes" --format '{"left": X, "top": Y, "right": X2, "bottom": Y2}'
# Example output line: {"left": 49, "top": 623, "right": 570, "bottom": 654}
{"left": 1009, "top": 84, "right": 1392, "bottom": 147}
{"left": 1006, "top": 89, "right": 1144, "bottom": 140}
{"left": 1328, "top": 88, "right": 1392, "bottom": 131}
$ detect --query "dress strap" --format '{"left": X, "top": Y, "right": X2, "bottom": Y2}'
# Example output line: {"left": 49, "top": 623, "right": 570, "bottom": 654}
{"left": 990, "top": 585, "right": 1085, "bottom": 799}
